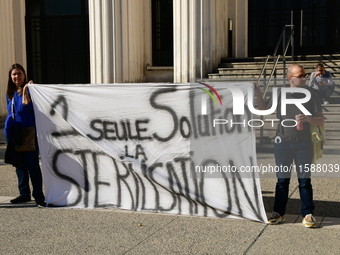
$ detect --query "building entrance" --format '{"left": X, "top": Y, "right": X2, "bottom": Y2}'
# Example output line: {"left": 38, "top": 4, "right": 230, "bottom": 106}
{"left": 248, "top": 0, "right": 340, "bottom": 57}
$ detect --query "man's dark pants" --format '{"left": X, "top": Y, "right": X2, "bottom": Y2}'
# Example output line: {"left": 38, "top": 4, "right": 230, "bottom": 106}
{"left": 273, "top": 139, "right": 314, "bottom": 217}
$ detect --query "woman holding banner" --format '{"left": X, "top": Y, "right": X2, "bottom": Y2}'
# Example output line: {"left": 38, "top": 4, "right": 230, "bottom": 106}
{"left": 4, "top": 63, "right": 46, "bottom": 207}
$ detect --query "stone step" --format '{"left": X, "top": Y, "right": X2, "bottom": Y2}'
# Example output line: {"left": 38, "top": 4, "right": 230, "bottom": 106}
{"left": 210, "top": 58, "right": 340, "bottom": 79}
{"left": 209, "top": 71, "right": 340, "bottom": 79}
{"left": 200, "top": 78, "right": 340, "bottom": 87}
{"left": 220, "top": 60, "right": 340, "bottom": 69}
{"left": 220, "top": 54, "right": 340, "bottom": 64}
{"left": 254, "top": 109, "right": 340, "bottom": 115}
{"left": 253, "top": 119, "right": 340, "bottom": 129}
{"left": 256, "top": 143, "right": 340, "bottom": 154}
{"left": 258, "top": 95, "right": 340, "bottom": 105}
{"left": 255, "top": 129, "right": 340, "bottom": 138}
{"left": 256, "top": 136, "right": 340, "bottom": 145}
{"left": 255, "top": 124, "right": 340, "bottom": 132}
{"left": 322, "top": 104, "right": 340, "bottom": 112}
{"left": 206, "top": 77, "right": 340, "bottom": 82}
{"left": 254, "top": 111, "right": 340, "bottom": 119}
{"left": 252, "top": 118, "right": 340, "bottom": 124}
{"left": 324, "top": 112, "right": 340, "bottom": 118}
{"left": 254, "top": 124, "right": 340, "bottom": 130}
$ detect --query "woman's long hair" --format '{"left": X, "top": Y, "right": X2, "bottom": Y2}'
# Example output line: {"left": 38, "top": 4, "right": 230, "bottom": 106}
{"left": 7, "top": 63, "right": 28, "bottom": 99}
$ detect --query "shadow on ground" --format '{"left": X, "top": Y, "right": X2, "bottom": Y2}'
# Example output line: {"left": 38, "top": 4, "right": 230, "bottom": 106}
{"left": 263, "top": 196, "right": 340, "bottom": 217}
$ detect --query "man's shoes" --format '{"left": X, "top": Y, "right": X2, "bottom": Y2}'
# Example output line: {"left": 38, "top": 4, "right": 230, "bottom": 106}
{"left": 36, "top": 201, "right": 47, "bottom": 207}
{"left": 324, "top": 101, "right": 329, "bottom": 105}
{"left": 302, "top": 214, "right": 316, "bottom": 228}
{"left": 10, "top": 196, "right": 31, "bottom": 204}
{"left": 268, "top": 212, "right": 285, "bottom": 224}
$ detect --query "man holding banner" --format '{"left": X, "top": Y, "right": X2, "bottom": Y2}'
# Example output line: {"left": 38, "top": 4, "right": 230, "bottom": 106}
{"left": 255, "top": 64, "right": 324, "bottom": 228}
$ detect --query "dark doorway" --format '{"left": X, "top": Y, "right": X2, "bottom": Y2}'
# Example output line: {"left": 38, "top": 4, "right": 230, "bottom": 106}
{"left": 248, "top": 0, "right": 340, "bottom": 57}
{"left": 25, "top": 0, "right": 90, "bottom": 84}
{"left": 152, "top": 0, "right": 173, "bottom": 66}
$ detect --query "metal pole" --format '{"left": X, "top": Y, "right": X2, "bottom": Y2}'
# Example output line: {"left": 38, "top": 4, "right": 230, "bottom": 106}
{"left": 260, "top": 115, "right": 264, "bottom": 144}
{"left": 291, "top": 10, "right": 294, "bottom": 61}
{"left": 260, "top": 68, "right": 266, "bottom": 144}
{"left": 264, "top": 55, "right": 281, "bottom": 98}
{"left": 200, "top": 0, "right": 203, "bottom": 79}
{"left": 263, "top": 68, "right": 267, "bottom": 93}
{"left": 300, "top": 10, "right": 303, "bottom": 47}
{"left": 283, "top": 29, "right": 286, "bottom": 87}
{"left": 256, "top": 55, "right": 270, "bottom": 85}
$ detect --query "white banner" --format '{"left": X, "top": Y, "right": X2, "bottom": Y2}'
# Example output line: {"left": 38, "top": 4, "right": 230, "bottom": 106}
{"left": 29, "top": 83, "right": 267, "bottom": 223}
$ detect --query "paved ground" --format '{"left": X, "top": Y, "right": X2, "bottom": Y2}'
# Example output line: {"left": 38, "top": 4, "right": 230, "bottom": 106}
{"left": 1, "top": 141, "right": 340, "bottom": 254}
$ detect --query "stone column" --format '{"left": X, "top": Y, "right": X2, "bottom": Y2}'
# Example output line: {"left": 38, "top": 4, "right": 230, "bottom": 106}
{"left": 228, "top": 0, "right": 248, "bottom": 58}
{"left": 0, "top": 0, "right": 26, "bottom": 116}
{"left": 173, "top": 0, "right": 228, "bottom": 83}
{"left": 89, "top": 0, "right": 150, "bottom": 83}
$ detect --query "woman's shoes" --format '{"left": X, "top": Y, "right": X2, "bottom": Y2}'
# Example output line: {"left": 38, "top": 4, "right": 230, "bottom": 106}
{"left": 10, "top": 196, "right": 31, "bottom": 204}
{"left": 36, "top": 201, "right": 47, "bottom": 207}
{"left": 10, "top": 196, "right": 46, "bottom": 207}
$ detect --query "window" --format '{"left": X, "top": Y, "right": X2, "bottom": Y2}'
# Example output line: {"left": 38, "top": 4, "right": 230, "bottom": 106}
{"left": 25, "top": 0, "right": 90, "bottom": 83}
